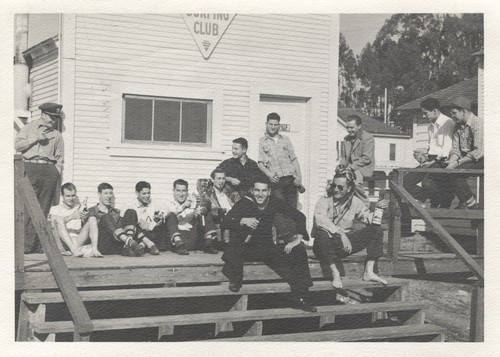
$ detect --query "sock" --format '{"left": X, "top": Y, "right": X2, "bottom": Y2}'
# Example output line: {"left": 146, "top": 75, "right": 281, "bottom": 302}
{"left": 466, "top": 196, "right": 477, "bottom": 207}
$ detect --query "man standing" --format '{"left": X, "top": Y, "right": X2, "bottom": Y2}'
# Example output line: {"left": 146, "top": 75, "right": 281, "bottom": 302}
{"left": 49, "top": 182, "right": 102, "bottom": 258}
{"left": 446, "top": 96, "right": 483, "bottom": 209}
{"left": 403, "top": 98, "right": 455, "bottom": 207}
{"left": 119, "top": 181, "right": 181, "bottom": 255}
{"left": 167, "top": 179, "right": 217, "bottom": 254}
{"left": 258, "top": 112, "right": 303, "bottom": 207}
{"left": 216, "top": 137, "right": 261, "bottom": 199}
{"left": 312, "top": 168, "right": 388, "bottom": 290}
{"left": 15, "top": 102, "right": 65, "bottom": 253}
{"left": 339, "top": 114, "right": 374, "bottom": 207}
{"left": 221, "top": 178, "right": 316, "bottom": 312}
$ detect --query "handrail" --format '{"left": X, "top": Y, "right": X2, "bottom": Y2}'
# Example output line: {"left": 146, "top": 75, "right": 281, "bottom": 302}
{"left": 397, "top": 168, "right": 484, "bottom": 175}
{"left": 389, "top": 181, "right": 483, "bottom": 282}
{"left": 17, "top": 177, "right": 94, "bottom": 337}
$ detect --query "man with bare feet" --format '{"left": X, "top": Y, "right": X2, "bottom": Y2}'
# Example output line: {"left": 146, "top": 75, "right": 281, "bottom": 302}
{"left": 49, "top": 182, "right": 102, "bottom": 258}
{"left": 312, "top": 167, "right": 388, "bottom": 292}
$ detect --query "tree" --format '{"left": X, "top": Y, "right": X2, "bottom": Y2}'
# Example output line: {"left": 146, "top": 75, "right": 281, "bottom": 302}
{"left": 338, "top": 32, "right": 357, "bottom": 107}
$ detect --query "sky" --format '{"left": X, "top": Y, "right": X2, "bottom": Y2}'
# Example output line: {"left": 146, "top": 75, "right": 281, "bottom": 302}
{"left": 340, "top": 13, "right": 393, "bottom": 56}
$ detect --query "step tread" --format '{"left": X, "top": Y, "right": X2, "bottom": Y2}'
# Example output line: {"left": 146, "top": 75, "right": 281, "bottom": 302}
{"left": 410, "top": 207, "right": 483, "bottom": 220}
{"left": 215, "top": 324, "right": 446, "bottom": 342}
{"left": 23, "top": 278, "right": 408, "bottom": 304}
{"left": 31, "top": 300, "right": 426, "bottom": 333}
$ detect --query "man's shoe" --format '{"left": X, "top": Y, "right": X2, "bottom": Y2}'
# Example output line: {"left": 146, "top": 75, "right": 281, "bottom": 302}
{"left": 121, "top": 246, "right": 136, "bottom": 257}
{"left": 125, "top": 238, "right": 144, "bottom": 257}
{"left": 149, "top": 244, "right": 160, "bottom": 255}
{"left": 228, "top": 282, "right": 241, "bottom": 292}
{"left": 204, "top": 238, "right": 218, "bottom": 254}
{"left": 454, "top": 201, "right": 467, "bottom": 209}
{"left": 293, "top": 297, "right": 317, "bottom": 313}
{"left": 175, "top": 244, "right": 189, "bottom": 255}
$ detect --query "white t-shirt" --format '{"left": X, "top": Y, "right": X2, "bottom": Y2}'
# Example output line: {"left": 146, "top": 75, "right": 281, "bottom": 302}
{"left": 49, "top": 204, "right": 82, "bottom": 240}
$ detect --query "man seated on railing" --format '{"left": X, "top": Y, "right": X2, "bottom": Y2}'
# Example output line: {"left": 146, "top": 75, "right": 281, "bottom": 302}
{"left": 403, "top": 98, "right": 455, "bottom": 208}
{"left": 221, "top": 178, "right": 316, "bottom": 312}
{"left": 445, "top": 96, "right": 484, "bottom": 209}
{"left": 87, "top": 183, "right": 145, "bottom": 257}
{"left": 49, "top": 182, "right": 102, "bottom": 258}
{"left": 312, "top": 167, "right": 388, "bottom": 291}
{"left": 117, "top": 181, "right": 182, "bottom": 255}
{"left": 167, "top": 179, "right": 218, "bottom": 254}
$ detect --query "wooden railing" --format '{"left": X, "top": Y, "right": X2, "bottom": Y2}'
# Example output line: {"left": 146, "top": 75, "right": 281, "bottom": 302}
{"left": 14, "top": 155, "right": 93, "bottom": 340}
{"left": 388, "top": 167, "right": 484, "bottom": 342}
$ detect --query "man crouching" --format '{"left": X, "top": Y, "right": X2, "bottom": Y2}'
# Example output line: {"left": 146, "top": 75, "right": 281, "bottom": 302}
{"left": 221, "top": 178, "right": 316, "bottom": 312}
{"left": 312, "top": 167, "right": 388, "bottom": 290}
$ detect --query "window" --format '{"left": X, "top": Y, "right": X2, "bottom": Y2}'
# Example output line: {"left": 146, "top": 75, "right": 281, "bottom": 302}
{"left": 123, "top": 94, "right": 212, "bottom": 145}
{"left": 389, "top": 143, "right": 396, "bottom": 161}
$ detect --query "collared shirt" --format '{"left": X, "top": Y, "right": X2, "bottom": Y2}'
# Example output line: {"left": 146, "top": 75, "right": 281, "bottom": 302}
{"left": 87, "top": 204, "right": 121, "bottom": 225}
{"left": 314, "top": 195, "right": 373, "bottom": 235}
{"left": 167, "top": 198, "right": 196, "bottom": 231}
{"left": 258, "top": 133, "right": 298, "bottom": 177}
{"left": 49, "top": 203, "right": 82, "bottom": 239}
{"left": 119, "top": 198, "right": 171, "bottom": 231}
{"left": 217, "top": 156, "right": 261, "bottom": 193}
{"left": 215, "top": 188, "right": 233, "bottom": 212}
{"left": 450, "top": 113, "right": 484, "bottom": 161}
{"left": 15, "top": 119, "right": 64, "bottom": 169}
{"left": 427, "top": 113, "right": 455, "bottom": 158}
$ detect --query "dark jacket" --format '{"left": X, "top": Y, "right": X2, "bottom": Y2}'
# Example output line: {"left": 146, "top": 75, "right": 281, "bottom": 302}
{"left": 341, "top": 129, "right": 375, "bottom": 178}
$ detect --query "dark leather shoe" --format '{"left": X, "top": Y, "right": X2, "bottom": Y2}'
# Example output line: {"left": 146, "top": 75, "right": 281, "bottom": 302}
{"left": 149, "top": 245, "right": 160, "bottom": 255}
{"left": 294, "top": 298, "right": 317, "bottom": 313}
{"left": 176, "top": 244, "right": 189, "bottom": 255}
{"left": 228, "top": 282, "right": 241, "bottom": 292}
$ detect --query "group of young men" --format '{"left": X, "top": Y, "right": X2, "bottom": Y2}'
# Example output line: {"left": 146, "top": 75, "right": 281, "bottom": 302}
{"left": 16, "top": 95, "right": 482, "bottom": 312}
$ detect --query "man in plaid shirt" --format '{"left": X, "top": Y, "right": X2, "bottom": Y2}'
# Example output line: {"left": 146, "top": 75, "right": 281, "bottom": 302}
{"left": 445, "top": 96, "right": 484, "bottom": 209}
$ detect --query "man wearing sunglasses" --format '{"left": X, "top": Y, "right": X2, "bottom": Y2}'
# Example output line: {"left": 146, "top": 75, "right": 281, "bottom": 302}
{"left": 15, "top": 102, "right": 65, "bottom": 254}
{"left": 312, "top": 168, "right": 388, "bottom": 290}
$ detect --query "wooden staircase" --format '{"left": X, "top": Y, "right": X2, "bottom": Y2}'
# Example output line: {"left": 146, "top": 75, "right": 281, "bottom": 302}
{"left": 18, "top": 278, "right": 446, "bottom": 342}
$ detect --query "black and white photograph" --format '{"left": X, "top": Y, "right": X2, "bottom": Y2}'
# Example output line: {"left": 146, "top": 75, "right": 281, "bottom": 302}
{"left": 5, "top": 1, "right": 499, "bottom": 354}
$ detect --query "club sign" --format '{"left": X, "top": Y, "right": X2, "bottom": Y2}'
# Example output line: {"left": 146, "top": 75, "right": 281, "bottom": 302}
{"left": 183, "top": 14, "right": 236, "bottom": 60}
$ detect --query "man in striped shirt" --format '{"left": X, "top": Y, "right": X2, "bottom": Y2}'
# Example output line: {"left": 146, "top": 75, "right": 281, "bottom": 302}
{"left": 445, "top": 96, "right": 483, "bottom": 209}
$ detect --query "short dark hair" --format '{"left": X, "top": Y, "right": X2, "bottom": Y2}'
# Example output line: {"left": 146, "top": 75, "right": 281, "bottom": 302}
{"left": 61, "top": 182, "right": 77, "bottom": 195}
{"left": 346, "top": 114, "right": 362, "bottom": 126}
{"left": 253, "top": 177, "right": 271, "bottom": 189}
{"left": 420, "top": 97, "right": 441, "bottom": 111}
{"left": 266, "top": 112, "right": 281, "bottom": 122}
{"left": 173, "top": 179, "right": 188, "bottom": 189}
{"left": 98, "top": 182, "right": 113, "bottom": 193}
{"left": 135, "top": 181, "right": 151, "bottom": 193}
{"left": 211, "top": 168, "right": 225, "bottom": 179}
{"left": 232, "top": 137, "right": 248, "bottom": 150}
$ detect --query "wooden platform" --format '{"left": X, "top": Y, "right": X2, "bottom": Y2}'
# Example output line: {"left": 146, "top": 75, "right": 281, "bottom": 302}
{"left": 16, "top": 250, "right": 483, "bottom": 290}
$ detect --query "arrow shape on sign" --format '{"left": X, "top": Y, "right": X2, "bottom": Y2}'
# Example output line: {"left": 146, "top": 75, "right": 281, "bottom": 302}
{"left": 182, "top": 14, "right": 236, "bottom": 60}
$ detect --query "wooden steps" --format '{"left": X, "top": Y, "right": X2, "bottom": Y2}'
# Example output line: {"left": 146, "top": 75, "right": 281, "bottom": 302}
{"left": 22, "top": 278, "right": 408, "bottom": 304}
{"left": 410, "top": 208, "right": 483, "bottom": 220}
{"left": 30, "top": 301, "right": 427, "bottom": 334}
{"left": 215, "top": 324, "right": 446, "bottom": 342}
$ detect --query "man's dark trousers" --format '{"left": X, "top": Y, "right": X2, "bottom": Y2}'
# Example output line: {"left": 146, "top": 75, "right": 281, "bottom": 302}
{"left": 23, "top": 162, "right": 60, "bottom": 252}
{"left": 449, "top": 159, "right": 484, "bottom": 203}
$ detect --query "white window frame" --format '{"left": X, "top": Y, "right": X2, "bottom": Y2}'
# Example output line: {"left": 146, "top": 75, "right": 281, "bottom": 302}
{"left": 109, "top": 82, "right": 223, "bottom": 160}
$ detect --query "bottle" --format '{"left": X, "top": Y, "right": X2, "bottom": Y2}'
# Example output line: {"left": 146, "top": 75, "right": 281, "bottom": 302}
{"left": 79, "top": 197, "right": 88, "bottom": 213}
{"left": 297, "top": 183, "right": 306, "bottom": 194}
{"left": 372, "top": 191, "right": 385, "bottom": 226}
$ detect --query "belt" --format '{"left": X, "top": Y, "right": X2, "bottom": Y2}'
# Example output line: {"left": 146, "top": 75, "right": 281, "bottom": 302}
{"left": 24, "top": 159, "right": 55, "bottom": 164}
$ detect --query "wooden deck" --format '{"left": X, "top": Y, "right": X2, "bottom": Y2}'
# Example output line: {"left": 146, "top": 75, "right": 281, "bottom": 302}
{"left": 17, "top": 249, "right": 483, "bottom": 290}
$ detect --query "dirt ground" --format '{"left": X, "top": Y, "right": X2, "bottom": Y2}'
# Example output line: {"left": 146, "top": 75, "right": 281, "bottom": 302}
{"left": 402, "top": 273, "right": 474, "bottom": 342}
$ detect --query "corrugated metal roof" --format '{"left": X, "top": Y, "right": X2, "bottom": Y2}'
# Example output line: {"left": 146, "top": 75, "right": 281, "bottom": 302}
{"left": 395, "top": 76, "right": 478, "bottom": 111}
{"left": 338, "top": 107, "right": 409, "bottom": 137}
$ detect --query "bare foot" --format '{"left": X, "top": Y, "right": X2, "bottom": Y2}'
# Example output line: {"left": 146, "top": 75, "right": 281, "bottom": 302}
{"left": 363, "top": 273, "right": 388, "bottom": 286}
{"left": 331, "top": 272, "right": 343, "bottom": 289}
{"left": 91, "top": 248, "right": 104, "bottom": 258}
{"left": 61, "top": 251, "right": 72, "bottom": 256}
{"left": 71, "top": 249, "right": 84, "bottom": 257}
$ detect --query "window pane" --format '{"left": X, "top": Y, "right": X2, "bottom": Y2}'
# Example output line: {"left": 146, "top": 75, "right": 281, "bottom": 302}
{"left": 390, "top": 143, "right": 396, "bottom": 161}
{"left": 154, "top": 100, "right": 180, "bottom": 142}
{"left": 124, "top": 98, "right": 152, "bottom": 141}
{"left": 181, "top": 102, "right": 208, "bottom": 143}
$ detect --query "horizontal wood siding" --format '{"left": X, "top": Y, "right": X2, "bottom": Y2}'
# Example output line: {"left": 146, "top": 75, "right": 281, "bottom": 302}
{"left": 29, "top": 51, "right": 59, "bottom": 122}
{"left": 71, "top": 14, "right": 333, "bottom": 210}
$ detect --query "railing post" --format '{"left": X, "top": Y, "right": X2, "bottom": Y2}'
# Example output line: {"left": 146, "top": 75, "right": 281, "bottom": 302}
{"left": 14, "top": 154, "right": 25, "bottom": 273}
{"left": 470, "top": 280, "right": 484, "bottom": 342}
{"left": 388, "top": 169, "right": 404, "bottom": 262}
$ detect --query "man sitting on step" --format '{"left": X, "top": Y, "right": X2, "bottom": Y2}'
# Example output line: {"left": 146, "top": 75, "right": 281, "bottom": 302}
{"left": 118, "top": 181, "right": 182, "bottom": 255}
{"left": 49, "top": 182, "right": 102, "bottom": 257}
{"left": 221, "top": 178, "right": 316, "bottom": 312}
{"left": 312, "top": 167, "right": 388, "bottom": 290}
